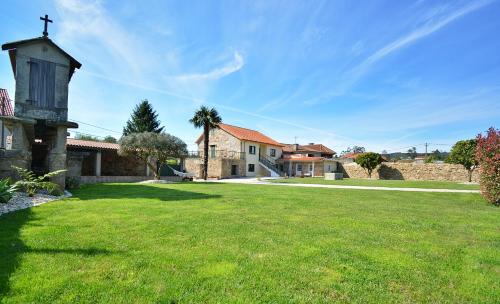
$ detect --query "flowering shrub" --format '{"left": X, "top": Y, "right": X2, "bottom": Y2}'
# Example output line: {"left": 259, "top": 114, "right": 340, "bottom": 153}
{"left": 476, "top": 127, "right": 499, "bottom": 206}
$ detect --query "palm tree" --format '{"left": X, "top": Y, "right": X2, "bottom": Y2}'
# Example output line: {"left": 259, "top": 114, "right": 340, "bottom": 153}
{"left": 189, "top": 106, "right": 222, "bottom": 180}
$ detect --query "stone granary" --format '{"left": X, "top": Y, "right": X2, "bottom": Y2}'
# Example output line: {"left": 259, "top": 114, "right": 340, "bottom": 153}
{"left": 0, "top": 16, "right": 81, "bottom": 189}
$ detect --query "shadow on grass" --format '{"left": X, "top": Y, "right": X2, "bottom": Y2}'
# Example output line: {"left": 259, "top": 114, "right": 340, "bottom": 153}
{"left": 71, "top": 183, "right": 221, "bottom": 202}
{"left": 0, "top": 208, "right": 32, "bottom": 297}
{"left": 0, "top": 183, "right": 220, "bottom": 297}
{"left": 24, "top": 247, "right": 118, "bottom": 256}
{"left": 0, "top": 208, "right": 122, "bottom": 298}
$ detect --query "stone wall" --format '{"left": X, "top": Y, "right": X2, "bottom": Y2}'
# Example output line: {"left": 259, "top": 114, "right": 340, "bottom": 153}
{"left": 184, "top": 157, "right": 246, "bottom": 179}
{"left": 197, "top": 128, "right": 241, "bottom": 152}
{"left": 101, "top": 150, "right": 147, "bottom": 176}
{"left": 79, "top": 176, "right": 181, "bottom": 184}
{"left": 67, "top": 149, "right": 147, "bottom": 177}
{"left": 0, "top": 149, "right": 30, "bottom": 179}
{"left": 341, "top": 162, "right": 479, "bottom": 182}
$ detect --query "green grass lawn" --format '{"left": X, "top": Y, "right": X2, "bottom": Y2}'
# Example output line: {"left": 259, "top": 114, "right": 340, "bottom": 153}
{"left": 268, "top": 177, "right": 480, "bottom": 190}
{"left": 0, "top": 183, "right": 498, "bottom": 303}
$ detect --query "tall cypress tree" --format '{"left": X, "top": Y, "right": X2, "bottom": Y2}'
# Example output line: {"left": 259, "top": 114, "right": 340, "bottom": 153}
{"left": 123, "top": 99, "right": 164, "bottom": 136}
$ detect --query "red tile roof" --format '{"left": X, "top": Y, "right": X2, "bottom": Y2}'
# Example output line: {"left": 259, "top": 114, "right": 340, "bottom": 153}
{"left": 282, "top": 156, "right": 327, "bottom": 162}
{"left": 196, "top": 123, "right": 284, "bottom": 147}
{"left": 282, "top": 143, "right": 335, "bottom": 154}
{"left": 0, "top": 89, "right": 14, "bottom": 116}
{"left": 302, "top": 144, "right": 335, "bottom": 154}
{"left": 67, "top": 138, "right": 119, "bottom": 150}
{"left": 342, "top": 152, "right": 362, "bottom": 159}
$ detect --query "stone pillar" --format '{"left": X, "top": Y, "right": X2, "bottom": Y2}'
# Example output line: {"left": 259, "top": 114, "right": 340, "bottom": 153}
{"left": 9, "top": 121, "right": 32, "bottom": 170}
{"left": 312, "top": 162, "right": 315, "bottom": 177}
{"left": 66, "top": 151, "right": 83, "bottom": 177}
{"left": 95, "top": 150, "right": 101, "bottom": 176}
{"left": 48, "top": 126, "right": 67, "bottom": 190}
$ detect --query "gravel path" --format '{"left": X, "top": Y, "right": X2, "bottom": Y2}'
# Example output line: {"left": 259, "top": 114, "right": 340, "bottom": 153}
{"left": 197, "top": 178, "right": 480, "bottom": 193}
{"left": 0, "top": 191, "right": 72, "bottom": 216}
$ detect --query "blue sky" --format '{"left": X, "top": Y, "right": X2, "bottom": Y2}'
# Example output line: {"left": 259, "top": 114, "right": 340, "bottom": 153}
{"left": 1, "top": 0, "right": 499, "bottom": 152}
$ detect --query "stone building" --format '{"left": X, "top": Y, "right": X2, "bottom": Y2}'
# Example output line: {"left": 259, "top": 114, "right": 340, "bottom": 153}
{"left": 65, "top": 139, "right": 162, "bottom": 184}
{"left": 184, "top": 123, "right": 339, "bottom": 179}
{"left": 66, "top": 139, "right": 145, "bottom": 177}
{"left": 185, "top": 123, "right": 285, "bottom": 178}
{"left": 0, "top": 24, "right": 81, "bottom": 189}
{"left": 279, "top": 143, "right": 339, "bottom": 177}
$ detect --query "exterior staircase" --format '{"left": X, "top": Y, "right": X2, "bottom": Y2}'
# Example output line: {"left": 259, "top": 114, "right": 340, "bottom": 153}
{"left": 259, "top": 155, "right": 281, "bottom": 177}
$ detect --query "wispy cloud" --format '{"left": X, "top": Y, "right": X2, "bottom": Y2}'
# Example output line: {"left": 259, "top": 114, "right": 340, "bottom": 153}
{"left": 333, "top": 86, "right": 500, "bottom": 133}
{"left": 82, "top": 69, "right": 357, "bottom": 143}
{"left": 350, "top": 0, "right": 492, "bottom": 79}
{"left": 306, "top": 0, "right": 494, "bottom": 105}
{"left": 55, "top": 0, "right": 152, "bottom": 76}
{"left": 172, "top": 51, "right": 244, "bottom": 82}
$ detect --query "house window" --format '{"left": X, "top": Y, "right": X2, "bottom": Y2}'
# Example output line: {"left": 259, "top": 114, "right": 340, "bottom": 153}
{"left": 249, "top": 145, "right": 256, "bottom": 155}
{"left": 309, "top": 164, "right": 313, "bottom": 171}
{"left": 248, "top": 164, "right": 255, "bottom": 172}
{"left": 210, "top": 145, "right": 216, "bottom": 158}
{"left": 297, "top": 164, "right": 302, "bottom": 171}
{"left": 29, "top": 58, "right": 56, "bottom": 108}
{"left": 270, "top": 148, "right": 276, "bottom": 157}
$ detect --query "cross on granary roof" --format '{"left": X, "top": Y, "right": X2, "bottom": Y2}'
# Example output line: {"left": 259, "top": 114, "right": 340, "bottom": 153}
{"left": 40, "top": 14, "right": 53, "bottom": 37}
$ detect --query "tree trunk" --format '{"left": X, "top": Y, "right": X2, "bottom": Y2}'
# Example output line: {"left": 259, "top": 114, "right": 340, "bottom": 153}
{"left": 146, "top": 160, "right": 159, "bottom": 180}
{"left": 203, "top": 124, "right": 209, "bottom": 180}
{"left": 468, "top": 169, "right": 473, "bottom": 183}
{"left": 368, "top": 169, "right": 372, "bottom": 178}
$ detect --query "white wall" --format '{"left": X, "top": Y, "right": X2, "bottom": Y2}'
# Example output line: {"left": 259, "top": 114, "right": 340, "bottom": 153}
{"left": 242, "top": 141, "right": 260, "bottom": 177}
{"left": 241, "top": 142, "right": 283, "bottom": 177}
{"left": 264, "top": 145, "right": 283, "bottom": 161}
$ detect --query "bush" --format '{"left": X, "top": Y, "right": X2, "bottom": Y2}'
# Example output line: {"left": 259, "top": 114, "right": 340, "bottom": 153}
{"left": 476, "top": 127, "right": 499, "bottom": 206}
{"left": 0, "top": 178, "right": 19, "bottom": 204}
{"left": 65, "top": 176, "right": 81, "bottom": 190}
{"left": 355, "top": 152, "right": 382, "bottom": 178}
{"left": 12, "top": 166, "right": 66, "bottom": 197}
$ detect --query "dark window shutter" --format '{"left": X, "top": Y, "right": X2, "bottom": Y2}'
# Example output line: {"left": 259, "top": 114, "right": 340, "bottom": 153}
{"left": 29, "top": 58, "right": 56, "bottom": 108}
{"left": 29, "top": 61, "right": 40, "bottom": 104}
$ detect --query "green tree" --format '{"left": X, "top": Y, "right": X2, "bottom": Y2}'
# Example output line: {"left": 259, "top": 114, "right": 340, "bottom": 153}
{"left": 123, "top": 100, "right": 164, "bottom": 136}
{"left": 341, "top": 146, "right": 365, "bottom": 156}
{"left": 118, "top": 132, "right": 187, "bottom": 180}
{"left": 355, "top": 152, "right": 382, "bottom": 178}
{"left": 103, "top": 136, "right": 117, "bottom": 143}
{"left": 75, "top": 133, "right": 100, "bottom": 142}
{"left": 446, "top": 139, "right": 478, "bottom": 182}
{"left": 407, "top": 147, "right": 417, "bottom": 159}
{"left": 189, "top": 106, "right": 222, "bottom": 180}
{"left": 425, "top": 149, "right": 445, "bottom": 163}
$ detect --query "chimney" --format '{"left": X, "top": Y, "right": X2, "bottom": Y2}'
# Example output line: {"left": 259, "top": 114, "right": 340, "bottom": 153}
{"left": 308, "top": 143, "right": 314, "bottom": 145}
{"left": 293, "top": 144, "right": 299, "bottom": 151}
